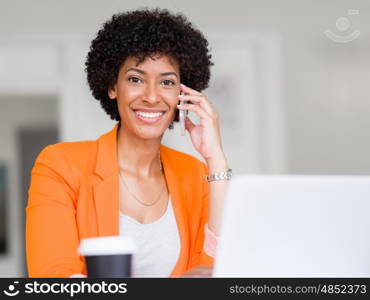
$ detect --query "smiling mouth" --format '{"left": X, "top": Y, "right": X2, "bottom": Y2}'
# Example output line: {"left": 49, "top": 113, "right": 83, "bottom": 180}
{"left": 133, "top": 109, "right": 166, "bottom": 124}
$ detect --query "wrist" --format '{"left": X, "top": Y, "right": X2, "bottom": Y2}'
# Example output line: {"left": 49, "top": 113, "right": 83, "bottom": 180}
{"left": 206, "top": 152, "right": 229, "bottom": 173}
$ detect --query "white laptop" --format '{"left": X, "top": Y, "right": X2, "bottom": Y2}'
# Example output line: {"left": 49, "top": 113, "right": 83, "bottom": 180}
{"left": 213, "top": 175, "right": 370, "bottom": 277}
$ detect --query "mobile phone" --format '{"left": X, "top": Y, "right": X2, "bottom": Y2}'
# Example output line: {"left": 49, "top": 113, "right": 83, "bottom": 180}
{"left": 179, "top": 91, "right": 188, "bottom": 136}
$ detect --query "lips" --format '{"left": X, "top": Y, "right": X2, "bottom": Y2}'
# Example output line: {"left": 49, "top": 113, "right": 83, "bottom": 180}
{"left": 132, "top": 109, "right": 166, "bottom": 124}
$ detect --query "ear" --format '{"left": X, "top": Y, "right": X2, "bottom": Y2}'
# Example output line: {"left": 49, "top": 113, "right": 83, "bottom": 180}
{"left": 108, "top": 84, "right": 117, "bottom": 100}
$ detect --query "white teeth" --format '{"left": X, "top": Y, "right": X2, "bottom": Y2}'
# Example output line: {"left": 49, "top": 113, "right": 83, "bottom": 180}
{"left": 135, "top": 111, "right": 164, "bottom": 118}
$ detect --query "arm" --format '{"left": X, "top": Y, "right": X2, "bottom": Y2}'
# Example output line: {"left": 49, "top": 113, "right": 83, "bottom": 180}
{"left": 206, "top": 153, "right": 229, "bottom": 236}
{"left": 178, "top": 83, "right": 230, "bottom": 261}
{"left": 26, "top": 145, "right": 85, "bottom": 277}
{"left": 185, "top": 159, "right": 228, "bottom": 275}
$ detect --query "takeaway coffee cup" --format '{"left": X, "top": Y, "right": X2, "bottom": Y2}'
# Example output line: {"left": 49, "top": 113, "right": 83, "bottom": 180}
{"left": 78, "top": 235, "right": 136, "bottom": 278}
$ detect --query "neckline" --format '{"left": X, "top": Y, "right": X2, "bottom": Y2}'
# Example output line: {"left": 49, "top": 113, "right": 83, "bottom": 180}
{"left": 119, "top": 195, "right": 172, "bottom": 226}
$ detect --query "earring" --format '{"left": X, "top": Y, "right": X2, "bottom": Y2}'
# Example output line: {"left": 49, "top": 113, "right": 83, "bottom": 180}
{"left": 168, "top": 122, "right": 174, "bottom": 130}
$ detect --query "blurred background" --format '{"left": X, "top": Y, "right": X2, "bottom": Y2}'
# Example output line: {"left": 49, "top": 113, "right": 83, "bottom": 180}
{"left": 0, "top": 0, "right": 369, "bottom": 276}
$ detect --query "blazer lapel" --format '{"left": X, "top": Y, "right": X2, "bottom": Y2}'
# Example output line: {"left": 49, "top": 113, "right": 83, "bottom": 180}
{"left": 93, "top": 123, "right": 120, "bottom": 237}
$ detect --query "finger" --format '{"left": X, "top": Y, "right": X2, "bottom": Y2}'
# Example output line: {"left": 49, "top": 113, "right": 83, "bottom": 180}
{"left": 180, "top": 83, "right": 202, "bottom": 96}
{"left": 185, "top": 116, "right": 196, "bottom": 132}
{"left": 178, "top": 94, "right": 215, "bottom": 117}
{"left": 177, "top": 103, "right": 212, "bottom": 122}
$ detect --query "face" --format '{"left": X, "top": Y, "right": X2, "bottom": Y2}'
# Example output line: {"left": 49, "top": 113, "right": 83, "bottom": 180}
{"left": 108, "top": 54, "right": 180, "bottom": 140}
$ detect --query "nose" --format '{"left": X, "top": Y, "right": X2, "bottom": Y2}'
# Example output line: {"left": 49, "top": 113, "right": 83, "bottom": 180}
{"left": 142, "top": 83, "right": 159, "bottom": 104}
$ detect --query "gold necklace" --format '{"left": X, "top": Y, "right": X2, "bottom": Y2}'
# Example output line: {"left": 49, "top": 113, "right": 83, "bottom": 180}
{"left": 119, "top": 153, "right": 165, "bottom": 207}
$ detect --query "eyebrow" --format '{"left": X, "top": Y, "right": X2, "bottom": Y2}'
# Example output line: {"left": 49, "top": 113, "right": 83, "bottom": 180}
{"left": 125, "top": 68, "right": 178, "bottom": 78}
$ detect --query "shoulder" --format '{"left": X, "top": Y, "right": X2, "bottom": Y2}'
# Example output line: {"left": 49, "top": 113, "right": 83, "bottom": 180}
{"left": 35, "top": 125, "right": 117, "bottom": 169}
{"left": 36, "top": 140, "right": 96, "bottom": 165}
{"left": 33, "top": 140, "right": 97, "bottom": 186}
{"left": 160, "top": 145, "right": 208, "bottom": 176}
{"left": 34, "top": 124, "right": 115, "bottom": 179}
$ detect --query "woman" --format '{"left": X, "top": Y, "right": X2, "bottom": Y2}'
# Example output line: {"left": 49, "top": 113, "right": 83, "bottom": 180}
{"left": 26, "top": 8, "right": 231, "bottom": 277}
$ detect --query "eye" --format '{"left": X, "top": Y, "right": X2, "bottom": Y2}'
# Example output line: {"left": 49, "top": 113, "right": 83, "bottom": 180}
{"left": 128, "top": 76, "right": 143, "bottom": 83}
{"left": 161, "top": 79, "right": 175, "bottom": 86}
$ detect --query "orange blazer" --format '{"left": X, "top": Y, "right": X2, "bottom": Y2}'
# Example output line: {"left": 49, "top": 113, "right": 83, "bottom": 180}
{"left": 26, "top": 123, "right": 214, "bottom": 277}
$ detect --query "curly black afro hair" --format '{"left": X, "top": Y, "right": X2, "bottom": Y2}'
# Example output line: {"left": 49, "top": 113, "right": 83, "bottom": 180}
{"left": 85, "top": 8, "right": 213, "bottom": 122}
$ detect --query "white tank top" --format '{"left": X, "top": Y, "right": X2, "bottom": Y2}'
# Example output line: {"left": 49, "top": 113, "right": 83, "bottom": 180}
{"left": 119, "top": 196, "right": 181, "bottom": 277}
